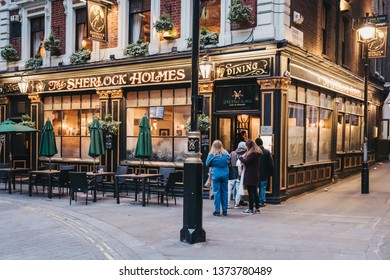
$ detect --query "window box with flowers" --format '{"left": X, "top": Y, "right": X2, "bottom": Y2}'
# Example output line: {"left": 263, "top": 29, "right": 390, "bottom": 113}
{"left": 154, "top": 13, "right": 175, "bottom": 39}
{"left": 123, "top": 40, "right": 149, "bottom": 57}
{"left": 25, "top": 54, "right": 43, "bottom": 70}
{"left": 43, "top": 33, "right": 61, "bottom": 56}
{"left": 0, "top": 44, "right": 19, "bottom": 62}
{"left": 187, "top": 27, "right": 219, "bottom": 49}
{"left": 70, "top": 48, "right": 91, "bottom": 65}
{"left": 227, "top": 0, "right": 255, "bottom": 30}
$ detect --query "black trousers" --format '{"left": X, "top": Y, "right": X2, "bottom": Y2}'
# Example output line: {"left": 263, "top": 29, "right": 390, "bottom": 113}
{"left": 247, "top": 185, "right": 259, "bottom": 211}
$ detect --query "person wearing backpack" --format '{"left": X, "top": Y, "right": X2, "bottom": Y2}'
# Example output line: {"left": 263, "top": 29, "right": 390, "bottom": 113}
{"left": 227, "top": 141, "right": 246, "bottom": 209}
{"left": 255, "top": 137, "right": 274, "bottom": 207}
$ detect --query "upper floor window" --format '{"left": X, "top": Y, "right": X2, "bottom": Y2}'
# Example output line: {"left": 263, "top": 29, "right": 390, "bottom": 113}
{"left": 341, "top": 17, "right": 350, "bottom": 66}
{"left": 200, "top": 0, "right": 220, "bottom": 33}
{"left": 30, "top": 16, "right": 45, "bottom": 58}
{"left": 76, "top": 8, "right": 92, "bottom": 51}
{"left": 129, "top": 0, "right": 151, "bottom": 43}
{"left": 322, "top": 2, "right": 330, "bottom": 55}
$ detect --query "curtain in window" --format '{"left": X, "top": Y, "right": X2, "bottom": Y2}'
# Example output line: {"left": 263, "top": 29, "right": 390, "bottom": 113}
{"left": 132, "top": 14, "right": 142, "bottom": 42}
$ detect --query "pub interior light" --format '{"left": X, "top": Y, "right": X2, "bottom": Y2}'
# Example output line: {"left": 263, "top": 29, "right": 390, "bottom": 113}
{"left": 358, "top": 15, "right": 376, "bottom": 42}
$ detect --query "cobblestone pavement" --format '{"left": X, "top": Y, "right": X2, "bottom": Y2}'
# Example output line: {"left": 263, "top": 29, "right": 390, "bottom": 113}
{"left": 1, "top": 161, "right": 390, "bottom": 260}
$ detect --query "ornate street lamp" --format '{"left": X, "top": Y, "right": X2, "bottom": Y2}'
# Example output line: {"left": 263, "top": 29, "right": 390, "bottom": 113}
{"left": 357, "top": 14, "right": 376, "bottom": 194}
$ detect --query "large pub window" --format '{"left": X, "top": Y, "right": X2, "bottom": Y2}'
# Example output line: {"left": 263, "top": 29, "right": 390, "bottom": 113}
{"left": 336, "top": 97, "right": 363, "bottom": 153}
{"left": 287, "top": 85, "right": 333, "bottom": 165}
{"left": 30, "top": 16, "right": 45, "bottom": 58}
{"left": 42, "top": 94, "right": 99, "bottom": 160}
{"left": 76, "top": 8, "right": 92, "bottom": 51}
{"left": 126, "top": 88, "right": 201, "bottom": 162}
{"left": 129, "top": 0, "right": 151, "bottom": 43}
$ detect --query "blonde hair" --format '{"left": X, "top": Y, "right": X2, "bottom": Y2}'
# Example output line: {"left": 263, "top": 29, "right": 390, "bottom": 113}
{"left": 209, "top": 140, "right": 226, "bottom": 156}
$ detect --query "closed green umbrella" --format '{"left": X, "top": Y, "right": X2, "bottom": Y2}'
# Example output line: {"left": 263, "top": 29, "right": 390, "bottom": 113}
{"left": 39, "top": 119, "right": 58, "bottom": 170}
{"left": 134, "top": 114, "right": 152, "bottom": 169}
{"left": 88, "top": 117, "right": 105, "bottom": 172}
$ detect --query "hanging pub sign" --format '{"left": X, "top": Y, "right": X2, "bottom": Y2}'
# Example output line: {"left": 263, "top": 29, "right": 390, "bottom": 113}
{"left": 367, "top": 26, "right": 388, "bottom": 58}
{"left": 87, "top": 0, "right": 108, "bottom": 42}
{"left": 215, "top": 83, "right": 260, "bottom": 111}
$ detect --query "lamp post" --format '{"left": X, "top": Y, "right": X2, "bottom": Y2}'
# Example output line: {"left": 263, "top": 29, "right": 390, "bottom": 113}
{"left": 357, "top": 15, "right": 376, "bottom": 194}
{"left": 180, "top": 0, "right": 206, "bottom": 244}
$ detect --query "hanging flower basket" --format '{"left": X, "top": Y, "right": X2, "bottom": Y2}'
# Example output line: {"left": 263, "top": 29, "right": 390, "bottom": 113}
{"left": 43, "top": 33, "right": 61, "bottom": 56}
{"left": 0, "top": 44, "right": 19, "bottom": 62}
{"left": 227, "top": 0, "right": 255, "bottom": 29}
{"left": 25, "top": 54, "right": 43, "bottom": 70}
{"left": 70, "top": 48, "right": 91, "bottom": 65}
{"left": 186, "top": 113, "right": 210, "bottom": 134}
{"left": 154, "top": 13, "right": 174, "bottom": 33}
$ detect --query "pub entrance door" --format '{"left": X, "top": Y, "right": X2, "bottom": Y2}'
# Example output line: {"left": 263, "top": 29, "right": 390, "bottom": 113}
{"left": 216, "top": 114, "right": 260, "bottom": 152}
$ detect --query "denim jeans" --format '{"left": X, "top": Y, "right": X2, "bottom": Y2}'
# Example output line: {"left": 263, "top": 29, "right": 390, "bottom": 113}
{"left": 259, "top": 179, "right": 268, "bottom": 204}
{"left": 228, "top": 178, "right": 238, "bottom": 205}
{"left": 212, "top": 176, "right": 228, "bottom": 213}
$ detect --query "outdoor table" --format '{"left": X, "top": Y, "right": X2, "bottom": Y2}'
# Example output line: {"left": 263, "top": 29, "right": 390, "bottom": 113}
{"left": 115, "top": 173, "right": 162, "bottom": 206}
{"left": 1, "top": 168, "right": 31, "bottom": 194}
{"left": 87, "top": 171, "right": 115, "bottom": 202}
{"left": 28, "top": 169, "right": 60, "bottom": 198}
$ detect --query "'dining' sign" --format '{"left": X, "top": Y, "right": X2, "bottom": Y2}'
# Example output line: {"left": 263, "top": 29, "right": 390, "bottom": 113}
{"left": 217, "top": 58, "right": 272, "bottom": 78}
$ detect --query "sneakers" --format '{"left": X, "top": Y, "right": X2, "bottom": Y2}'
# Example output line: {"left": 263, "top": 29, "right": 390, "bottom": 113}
{"left": 213, "top": 212, "right": 220, "bottom": 216}
{"left": 241, "top": 209, "right": 254, "bottom": 215}
{"left": 234, "top": 204, "right": 243, "bottom": 209}
{"left": 260, "top": 203, "right": 266, "bottom": 208}
{"left": 256, "top": 208, "right": 261, "bottom": 214}
{"left": 222, "top": 211, "right": 227, "bottom": 216}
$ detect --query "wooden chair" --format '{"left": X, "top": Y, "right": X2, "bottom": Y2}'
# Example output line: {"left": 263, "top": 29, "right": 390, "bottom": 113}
{"left": 53, "top": 165, "right": 76, "bottom": 197}
{"left": 69, "top": 172, "right": 95, "bottom": 205}
{"left": 0, "top": 163, "right": 10, "bottom": 190}
{"left": 147, "top": 171, "right": 179, "bottom": 206}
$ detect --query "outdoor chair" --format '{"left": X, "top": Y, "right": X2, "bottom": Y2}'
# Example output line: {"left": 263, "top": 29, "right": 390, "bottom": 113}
{"left": 147, "top": 171, "right": 179, "bottom": 206}
{"left": 0, "top": 163, "right": 10, "bottom": 190}
{"left": 53, "top": 165, "right": 76, "bottom": 197}
{"left": 69, "top": 172, "right": 95, "bottom": 205}
{"left": 99, "top": 165, "right": 129, "bottom": 197}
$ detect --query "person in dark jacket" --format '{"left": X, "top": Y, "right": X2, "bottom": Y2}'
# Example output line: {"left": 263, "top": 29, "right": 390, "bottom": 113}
{"left": 239, "top": 139, "right": 262, "bottom": 215}
{"left": 255, "top": 137, "right": 274, "bottom": 207}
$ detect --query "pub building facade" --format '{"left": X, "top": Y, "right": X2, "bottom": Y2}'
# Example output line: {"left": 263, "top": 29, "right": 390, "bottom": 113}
{"left": 0, "top": 0, "right": 387, "bottom": 202}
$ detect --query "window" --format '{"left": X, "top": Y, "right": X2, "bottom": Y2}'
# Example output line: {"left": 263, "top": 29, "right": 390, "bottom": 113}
{"left": 322, "top": 2, "right": 330, "bottom": 55}
{"left": 200, "top": 0, "right": 220, "bottom": 33}
{"left": 129, "top": 0, "right": 151, "bottom": 43}
{"left": 76, "top": 8, "right": 92, "bottom": 51}
{"left": 341, "top": 17, "right": 350, "bottom": 66}
{"left": 10, "top": 22, "right": 21, "bottom": 38}
{"left": 337, "top": 99, "right": 363, "bottom": 153}
{"left": 126, "top": 88, "right": 196, "bottom": 162}
{"left": 288, "top": 87, "right": 334, "bottom": 165}
{"left": 43, "top": 94, "right": 99, "bottom": 159}
{"left": 30, "top": 16, "right": 45, "bottom": 58}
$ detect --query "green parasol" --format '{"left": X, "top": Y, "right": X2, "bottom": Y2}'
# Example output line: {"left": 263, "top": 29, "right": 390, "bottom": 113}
{"left": 88, "top": 117, "right": 105, "bottom": 172}
{"left": 38, "top": 119, "right": 58, "bottom": 170}
{"left": 134, "top": 114, "right": 152, "bottom": 170}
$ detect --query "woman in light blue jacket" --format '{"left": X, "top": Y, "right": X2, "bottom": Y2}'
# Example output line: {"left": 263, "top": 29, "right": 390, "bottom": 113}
{"left": 206, "top": 140, "right": 230, "bottom": 216}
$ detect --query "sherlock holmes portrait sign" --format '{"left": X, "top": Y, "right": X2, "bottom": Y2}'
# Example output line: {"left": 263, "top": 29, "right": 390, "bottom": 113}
{"left": 87, "top": 0, "right": 108, "bottom": 42}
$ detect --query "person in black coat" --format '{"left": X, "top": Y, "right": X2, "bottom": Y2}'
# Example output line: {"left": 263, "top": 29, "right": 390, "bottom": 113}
{"left": 255, "top": 138, "right": 274, "bottom": 207}
{"left": 238, "top": 139, "right": 262, "bottom": 215}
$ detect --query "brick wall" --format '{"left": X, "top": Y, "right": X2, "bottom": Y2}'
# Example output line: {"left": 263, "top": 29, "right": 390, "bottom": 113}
{"left": 51, "top": 0, "right": 66, "bottom": 55}
{"left": 160, "top": 0, "right": 181, "bottom": 38}
{"left": 100, "top": 4, "right": 118, "bottom": 49}
{"left": 290, "top": 0, "right": 373, "bottom": 77}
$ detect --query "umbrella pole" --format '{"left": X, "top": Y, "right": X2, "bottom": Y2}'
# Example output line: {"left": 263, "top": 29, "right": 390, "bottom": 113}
{"left": 93, "top": 158, "right": 96, "bottom": 173}
{"left": 49, "top": 157, "right": 51, "bottom": 171}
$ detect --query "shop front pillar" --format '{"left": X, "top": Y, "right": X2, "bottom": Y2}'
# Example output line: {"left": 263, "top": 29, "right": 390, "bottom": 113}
{"left": 27, "top": 93, "right": 42, "bottom": 170}
{"left": 258, "top": 77, "right": 291, "bottom": 204}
